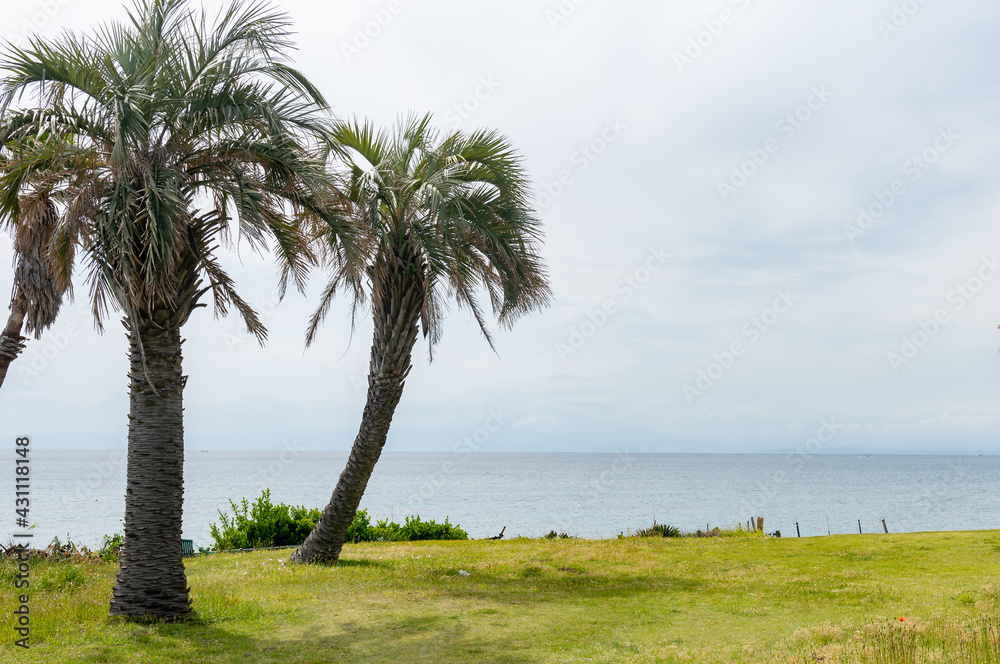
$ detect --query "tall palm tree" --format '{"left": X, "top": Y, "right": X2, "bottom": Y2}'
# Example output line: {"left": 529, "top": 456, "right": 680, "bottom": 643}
{"left": 0, "top": 0, "right": 348, "bottom": 618}
{"left": 291, "top": 115, "right": 551, "bottom": 564}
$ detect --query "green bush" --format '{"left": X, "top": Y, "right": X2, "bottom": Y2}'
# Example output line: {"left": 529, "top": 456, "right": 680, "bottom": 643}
{"left": 209, "top": 490, "right": 321, "bottom": 551}
{"left": 345, "top": 509, "right": 468, "bottom": 543}
{"left": 98, "top": 533, "right": 124, "bottom": 562}
{"left": 344, "top": 507, "right": 373, "bottom": 544}
{"left": 397, "top": 515, "right": 467, "bottom": 541}
{"left": 209, "top": 493, "right": 468, "bottom": 551}
{"left": 634, "top": 523, "right": 682, "bottom": 538}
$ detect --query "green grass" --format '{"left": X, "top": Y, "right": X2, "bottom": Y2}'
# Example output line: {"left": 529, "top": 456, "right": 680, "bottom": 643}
{"left": 3, "top": 530, "right": 1000, "bottom": 662}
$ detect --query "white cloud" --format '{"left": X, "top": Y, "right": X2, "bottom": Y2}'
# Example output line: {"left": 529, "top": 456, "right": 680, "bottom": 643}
{"left": 3, "top": 0, "right": 1000, "bottom": 451}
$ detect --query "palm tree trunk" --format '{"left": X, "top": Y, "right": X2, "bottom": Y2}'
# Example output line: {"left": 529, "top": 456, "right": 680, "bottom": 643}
{"left": 109, "top": 314, "right": 192, "bottom": 619}
{"left": 292, "top": 259, "right": 424, "bottom": 564}
{"left": 0, "top": 291, "right": 29, "bottom": 390}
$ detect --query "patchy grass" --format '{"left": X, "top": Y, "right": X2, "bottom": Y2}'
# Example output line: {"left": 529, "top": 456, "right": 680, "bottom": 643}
{"left": 2, "top": 531, "right": 1000, "bottom": 662}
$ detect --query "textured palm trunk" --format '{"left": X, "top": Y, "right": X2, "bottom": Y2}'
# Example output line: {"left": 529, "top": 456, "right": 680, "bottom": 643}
{"left": 0, "top": 291, "right": 29, "bottom": 390}
{"left": 292, "top": 256, "right": 424, "bottom": 564}
{"left": 109, "top": 314, "right": 192, "bottom": 619}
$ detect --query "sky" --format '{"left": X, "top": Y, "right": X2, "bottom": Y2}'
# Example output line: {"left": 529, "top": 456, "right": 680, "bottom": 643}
{"left": 2, "top": 0, "right": 1000, "bottom": 454}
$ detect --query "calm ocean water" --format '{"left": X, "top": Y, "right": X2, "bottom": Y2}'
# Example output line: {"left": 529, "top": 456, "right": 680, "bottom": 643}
{"left": 3, "top": 450, "right": 998, "bottom": 549}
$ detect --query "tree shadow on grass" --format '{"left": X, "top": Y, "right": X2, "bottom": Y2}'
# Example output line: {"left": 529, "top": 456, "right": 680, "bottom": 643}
{"left": 333, "top": 557, "right": 392, "bottom": 569}
{"left": 328, "top": 555, "right": 706, "bottom": 606}
{"left": 424, "top": 568, "right": 706, "bottom": 606}
{"left": 58, "top": 563, "right": 706, "bottom": 663}
{"left": 80, "top": 616, "right": 540, "bottom": 664}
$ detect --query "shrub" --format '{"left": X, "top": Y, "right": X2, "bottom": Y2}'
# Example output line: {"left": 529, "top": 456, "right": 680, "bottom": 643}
{"left": 210, "top": 495, "right": 468, "bottom": 550}
{"left": 344, "top": 508, "right": 373, "bottom": 544}
{"left": 398, "top": 515, "right": 467, "bottom": 541}
{"left": 209, "top": 490, "right": 321, "bottom": 551}
{"left": 98, "top": 533, "right": 124, "bottom": 562}
{"left": 369, "top": 517, "right": 407, "bottom": 542}
{"left": 634, "top": 523, "right": 682, "bottom": 538}
{"left": 544, "top": 530, "right": 572, "bottom": 539}
{"left": 344, "top": 509, "right": 467, "bottom": 543}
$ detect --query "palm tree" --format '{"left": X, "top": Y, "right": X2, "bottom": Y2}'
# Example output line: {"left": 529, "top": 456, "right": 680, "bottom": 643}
{"left": 0, "top": 188, "right": 67, "bottom": 389}
{"left": 291, "top": 115, "right": 551, "bottom": 564}
{"left": 0, "top": 0, "right": 347, "bottom": 618}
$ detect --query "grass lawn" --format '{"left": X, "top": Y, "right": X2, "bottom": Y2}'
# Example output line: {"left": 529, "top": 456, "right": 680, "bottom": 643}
{"left": 3, "top": 530, "right": 1000, "bottom": 663}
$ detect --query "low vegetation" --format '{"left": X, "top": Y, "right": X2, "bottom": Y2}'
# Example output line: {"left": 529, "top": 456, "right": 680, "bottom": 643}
{"left": 2, "top": 530, "right": 1000, "bottom": 662}
{"left": 632, "top": 523, "right": 683, "bottom": 538}
{"left": 209, "top": 490, "right": 324, "bottom": 550}
{"left": 209, "top": 491, "right": 468, "bottom": 551}
{"left": 344, "top": 508, "right": 468, "bottom": 543}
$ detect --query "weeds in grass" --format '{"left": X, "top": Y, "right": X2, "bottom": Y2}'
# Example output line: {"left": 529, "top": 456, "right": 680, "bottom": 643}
{"left": 791, "top": 615, "right": 1000, "bottom": 663}
{"left": 98, "top": 533, "right": 124, "bottom": 562}
{"left": 617, "top": 521, "right": 767, "bottom": 539}
{"left": 858, "top": 620, "right": 920, "bottom": 664}
{"left": 635, "top": 523, "right": 682, "bottom": 538}
{"left": 543, "top": 530, "right": 572, "bottom": 539}
{"left": 1, "top": 533, "right": 113, "bottom": 562}
{"left": 959, "top": 614, "right": 1000, "bottom": 663}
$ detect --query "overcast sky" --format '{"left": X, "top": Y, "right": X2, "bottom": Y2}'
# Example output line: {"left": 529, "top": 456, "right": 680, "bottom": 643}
{"left": 3, "top": 0, "right": 1000, "bottom": 453}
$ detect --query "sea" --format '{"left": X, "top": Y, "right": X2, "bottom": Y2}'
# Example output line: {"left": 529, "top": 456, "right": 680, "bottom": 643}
{"left": 3, "top": 450, "right": 998, "bottom": 549}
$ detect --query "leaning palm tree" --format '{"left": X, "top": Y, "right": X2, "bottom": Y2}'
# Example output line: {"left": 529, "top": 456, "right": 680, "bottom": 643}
{"left": 291, "top": 115, "right": 551, "bottom": 564}
{"left": 0, "top": 188, "right": 67, "bottom": 389}
{"left": 0, "top": 0, "right": 348, "bottom": 618}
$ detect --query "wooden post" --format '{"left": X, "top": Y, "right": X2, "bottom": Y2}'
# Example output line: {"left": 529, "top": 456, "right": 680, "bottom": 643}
{"left": 882, "top": 518, "right": 888, "bottom": 534}
{"left": 795, "top": 522, "right": 801, "bottom": 537}
{"left": 756, "top": 516, "right": 764, "bottom": 533}
{"left": 858, "top": 519, "right": 862, "bottom": 534}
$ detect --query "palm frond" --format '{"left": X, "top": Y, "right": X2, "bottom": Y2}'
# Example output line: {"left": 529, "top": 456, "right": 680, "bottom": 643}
{"left": 310, "top": 114, "right": 551, "bottom": 354}
{"left": 1, "top": 0, "right": 339, "bottom": 342}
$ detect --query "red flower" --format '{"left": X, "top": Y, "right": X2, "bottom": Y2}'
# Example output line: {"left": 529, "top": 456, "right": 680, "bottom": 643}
{"left": 899, "top": 617, "right": 906, "bottom": 622}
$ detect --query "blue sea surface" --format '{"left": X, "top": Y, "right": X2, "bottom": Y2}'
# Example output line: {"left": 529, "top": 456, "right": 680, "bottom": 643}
{"left": 3, "top": 450, "right": 997, "bottom": 548}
